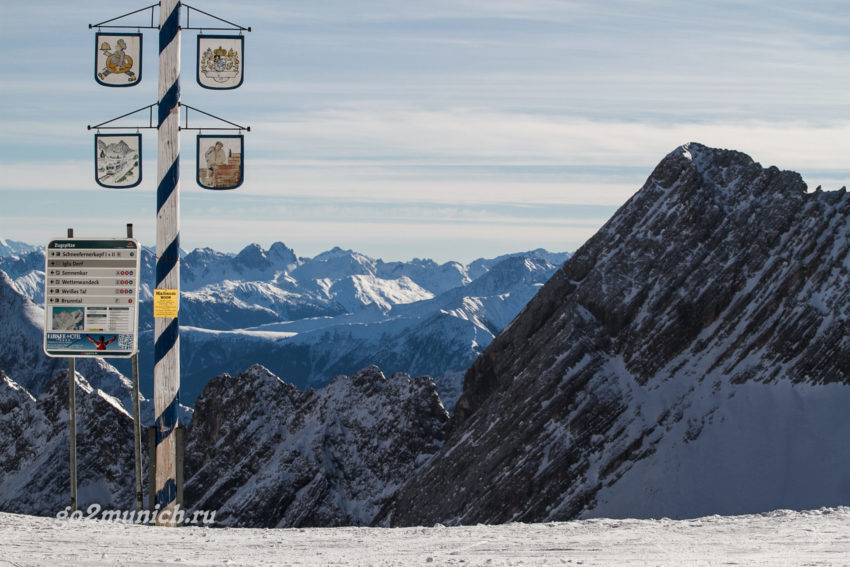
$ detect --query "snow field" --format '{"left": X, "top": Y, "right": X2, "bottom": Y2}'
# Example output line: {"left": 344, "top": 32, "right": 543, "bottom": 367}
{"left": 1, "top": 508, "right": 848, "bottom": 566}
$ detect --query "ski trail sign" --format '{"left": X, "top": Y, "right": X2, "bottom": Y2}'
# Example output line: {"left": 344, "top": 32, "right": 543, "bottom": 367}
{"left": 44, "top": 238, "right": 140, "bottom": 358}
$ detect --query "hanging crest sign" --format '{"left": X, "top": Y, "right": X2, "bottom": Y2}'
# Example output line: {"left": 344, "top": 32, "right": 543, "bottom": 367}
{"left": 95, "top": 32, "right": 142, "bottom": 87}
{"left": 197, "top": 134, "right": 243, "bottom": 189}
{"left": 197, "top": 35, "right": 244, "bottom": 90}
{"left": 95, "top": 133, "right": 142, "bottom": 188}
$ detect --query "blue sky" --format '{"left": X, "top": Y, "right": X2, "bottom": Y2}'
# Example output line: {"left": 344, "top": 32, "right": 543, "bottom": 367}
{"left": 2, "top": 1, "right": 848, "bottom": 263}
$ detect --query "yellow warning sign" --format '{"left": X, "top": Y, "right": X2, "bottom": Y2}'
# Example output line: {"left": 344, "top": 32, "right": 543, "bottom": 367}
{"left": 154, "top": 289, "right": 179, "bottom": 318}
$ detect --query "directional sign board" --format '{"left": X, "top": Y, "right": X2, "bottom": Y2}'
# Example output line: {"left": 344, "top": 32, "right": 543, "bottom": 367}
{"left": 43, "top": 238, "right": 140, "bottom": 358}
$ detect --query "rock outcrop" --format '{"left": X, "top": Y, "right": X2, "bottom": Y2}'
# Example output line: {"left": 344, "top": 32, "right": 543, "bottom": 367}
{"left": 185, "top": 365, "right": 448, "bottom": 527}
{"left": 380, "top": 143, "right": 850, "bottom": 525}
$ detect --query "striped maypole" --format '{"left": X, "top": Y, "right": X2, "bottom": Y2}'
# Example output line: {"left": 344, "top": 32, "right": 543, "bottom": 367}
{"left": 155, "top": 0, "right": 181, "bottom": 526}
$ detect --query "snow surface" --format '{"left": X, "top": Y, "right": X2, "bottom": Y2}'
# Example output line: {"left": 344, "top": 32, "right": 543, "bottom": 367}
{"left": 1, "top": 508, "right": 848, "bottom": 566}
{"left": 586, "top": 378, "right": 850, "bottom": 520}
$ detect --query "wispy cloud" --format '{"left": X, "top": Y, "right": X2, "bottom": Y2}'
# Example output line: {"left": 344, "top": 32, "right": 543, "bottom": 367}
{"left": 3, "top": 116, "right": 847, "bottom": 201}
{"left": 251, "top": 112, "right": 850, "bottom": 170}
{"left": 2, "top": 0, "right": 848, "bottom": 261}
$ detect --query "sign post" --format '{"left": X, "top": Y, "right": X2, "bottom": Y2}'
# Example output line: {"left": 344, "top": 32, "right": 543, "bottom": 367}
{"left": 154, "top": 0, "right": 182, "bottom": 526}
{"left": 127, "top": 223, "right": 144, "bottom": 513}
{"left": 66, "top": 228, "right": 77, "bottom": 513}
{"left": 44, "top": 231, "right": 141, "bottom": 512}
{"left": 68, "top": 354, "right": 76, "bottom": 512}
{"left": 89, "top": 1, "right": 250, "bottom": 526}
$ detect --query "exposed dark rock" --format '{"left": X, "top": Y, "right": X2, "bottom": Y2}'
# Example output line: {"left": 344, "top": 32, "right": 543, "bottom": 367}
{"left": 379, "top": 143, "right": 850, "bottom": 526}
{"left": 0, "top": 370, "right": 138, "bottom": 515}
{"left": 184, "top": 364, "right": 448, "bottom": 527}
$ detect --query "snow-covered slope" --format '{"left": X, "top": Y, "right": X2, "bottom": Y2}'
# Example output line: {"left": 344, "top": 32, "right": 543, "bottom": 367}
{"left": 185, "top": 365, "right": 448, "bottom": 527}
{"left": 0, "top": 369, "right": 139, "bottom": 516}
{"left": 2, "top": 507, "right": 850, "bottom": 567}
{"left": 0, "top": 239, "right": 39, "bottom": 257}
{"left": 381, "top": 143, "right": 850, "bottom": 526}
{"left": 0, "top": 270, "right": 64, "bottom": 394}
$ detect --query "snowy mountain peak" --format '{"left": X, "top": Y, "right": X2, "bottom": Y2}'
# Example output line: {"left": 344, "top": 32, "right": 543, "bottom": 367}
{"left": 241, "top": 362, "right": 281, "bottom": 381}
{"left": 185, "top": 246, "right": 227, "bottom": 263}
{"left": 268, "top": 241, "right": 298, "bottom": 266}
{"left": 651, "top": 142, "right": 806, "bottom": 203}
{"left": 0, "top": 239, "right": 39, "bottom": 258}
{"left": 328, "top": 274, "right": 434, "bottom": 313}
{"left": 332, "top": 364, "right": 388, "bottom": 390}
{"left": 381, "top": 143, "right": 850, "bottom": 526}
{"left": 235, "top": 243, "right": 269, "bottom": 268}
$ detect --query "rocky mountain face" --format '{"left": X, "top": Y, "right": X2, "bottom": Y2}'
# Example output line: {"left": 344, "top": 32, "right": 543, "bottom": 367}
{"left": 0, "top": 361, "right": 446, "bottom": 526}
{"left": 0, "top": 270, "right": 63, "bottom": 394}
{"left": 184, "top": 365, "right": 448, "bottom": 528}
{"left": 0, "top": 369, "right": 138, "bottom": 516}
{"left": 380, "top": 143, "right": 850, "bottom": 526}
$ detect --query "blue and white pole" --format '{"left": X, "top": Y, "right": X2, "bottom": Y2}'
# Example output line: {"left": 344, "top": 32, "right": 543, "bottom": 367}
{"left": 155, "top": 0, "right": 181, "bottom": 526}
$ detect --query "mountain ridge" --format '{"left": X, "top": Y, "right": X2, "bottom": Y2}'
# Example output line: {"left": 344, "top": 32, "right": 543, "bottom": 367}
{"left": 5, "top": 142, "right": 848, "bottom": 527}
{"left": 1, "top": 243, "right": 567, "bottom": 408}
{"left": 380, "top": 142, "right": 850, "bottom": 526}
{"left": 185, "top": 364, "right": 448, "bottom": 527}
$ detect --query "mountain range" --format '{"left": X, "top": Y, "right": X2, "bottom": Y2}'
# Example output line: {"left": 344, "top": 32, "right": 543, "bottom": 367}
{"left": 1, "top": 142, "right": 848, "bottom": 527}
{"left": 185, "top": 364, "right": 447, "bottom": 527}
{"left": 97, "top": 140, "right": 133, "bottom": 157}
{"left": 0, "top": 242, "right": 568, "bottom": 410}
{"left": 0, "top": 239, "right": 563, "bottom": 520}
{"left": 0, "top": 239, "right": 39, "bottom": 258}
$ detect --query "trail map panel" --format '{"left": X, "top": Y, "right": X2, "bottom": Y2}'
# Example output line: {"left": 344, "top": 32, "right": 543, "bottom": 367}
{"left": 43, "top": 238, "right": 140, "bottom": 358}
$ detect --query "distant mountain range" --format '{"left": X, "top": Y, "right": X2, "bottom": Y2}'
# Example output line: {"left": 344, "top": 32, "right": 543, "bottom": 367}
{"left": 97, "top": 139, "right": 133, "bottom": 157}
{"left": 0, "top": 242, "right": 568, "bottom": 409}
{"left": 0, "top": 239, "right": 39, "bottom": 257}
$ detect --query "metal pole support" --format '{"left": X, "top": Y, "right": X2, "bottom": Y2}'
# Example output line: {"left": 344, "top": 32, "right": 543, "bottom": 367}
{"left": 67, "top": 227, "right": 77, "bottom": 512}
{"left": 128, "top": 223, "right": 144, "bottom": 512}
{"left": 68, "top": 358, "right": 77, "bottom": 512}
{"left": 176, "top": 424, "right": 184, "bottom": 513}
{"left": 148, "top": 425, "right": 157, "bottom": 512}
